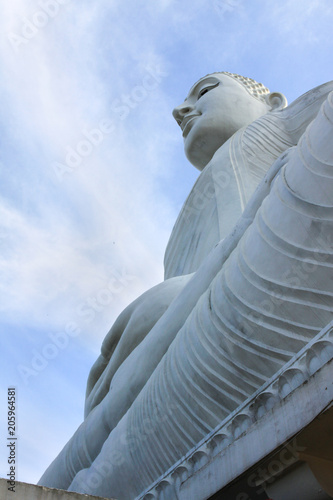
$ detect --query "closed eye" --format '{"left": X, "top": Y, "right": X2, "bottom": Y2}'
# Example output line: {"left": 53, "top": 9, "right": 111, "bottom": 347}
{"left": 198, "top": 88, "right": 209, "bottom": 98}
{"left": 197, "top": 82, "right": 219, "bottom": 100}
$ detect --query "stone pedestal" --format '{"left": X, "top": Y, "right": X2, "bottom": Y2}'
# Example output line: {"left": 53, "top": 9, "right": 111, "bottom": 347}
{"left": 0, "top": 479, "right": 113, "bottom": 500}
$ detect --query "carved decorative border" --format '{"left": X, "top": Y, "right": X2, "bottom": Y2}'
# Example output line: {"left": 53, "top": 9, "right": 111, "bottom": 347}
{"left": 136, "top": 321, "right": 333, "bottom": 500}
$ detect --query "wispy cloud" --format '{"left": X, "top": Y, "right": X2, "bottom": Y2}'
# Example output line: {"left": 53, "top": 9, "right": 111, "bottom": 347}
{"left": 0, "top": 1, "right": 179, "bottom": 334}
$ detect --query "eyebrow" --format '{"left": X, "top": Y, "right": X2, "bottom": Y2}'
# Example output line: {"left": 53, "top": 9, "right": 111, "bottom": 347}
{"left": 184, "top": 77, "right": 221, "bottom": 102}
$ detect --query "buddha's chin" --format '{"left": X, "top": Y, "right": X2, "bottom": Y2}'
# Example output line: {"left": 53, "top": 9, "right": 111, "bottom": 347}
{"left": 184, "top": 130, "right": 227, "bottom": 171}
{"left": 185, "top": 148, "right": 211, "bottom": 171}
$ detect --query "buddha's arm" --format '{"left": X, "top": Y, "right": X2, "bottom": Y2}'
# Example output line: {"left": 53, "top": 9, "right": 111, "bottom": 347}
{"left": 85, "top": 274, "right": 194, "bottom": 417}
{"left": 84, "top": 144, "right": 292, "bottom": 417}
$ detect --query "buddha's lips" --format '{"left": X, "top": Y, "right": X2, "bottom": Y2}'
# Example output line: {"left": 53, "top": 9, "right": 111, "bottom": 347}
{"left": 181, "top": 114, "right": 200, "bottom": 137}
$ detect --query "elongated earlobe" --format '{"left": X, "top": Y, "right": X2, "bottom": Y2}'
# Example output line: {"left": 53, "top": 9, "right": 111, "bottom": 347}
{"left": 265, "top": 92, "right": 288, "bottom": 111}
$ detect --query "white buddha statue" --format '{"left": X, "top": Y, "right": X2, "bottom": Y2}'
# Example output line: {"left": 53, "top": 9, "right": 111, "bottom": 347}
{"left": 39, "top": 73, "right": 333, "bottom": 500}
{"left": 85, "top": 73, "right": 289, "bottom": 418}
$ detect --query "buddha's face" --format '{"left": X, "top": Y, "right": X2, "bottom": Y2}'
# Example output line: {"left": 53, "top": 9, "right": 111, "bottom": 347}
{"left": 172, "top": 74, "right": 270, "bottom": 170}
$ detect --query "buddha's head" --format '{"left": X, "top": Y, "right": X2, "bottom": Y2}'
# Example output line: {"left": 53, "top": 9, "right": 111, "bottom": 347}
{"left": 172, "top": 72, "right": 287, "bottom": 170}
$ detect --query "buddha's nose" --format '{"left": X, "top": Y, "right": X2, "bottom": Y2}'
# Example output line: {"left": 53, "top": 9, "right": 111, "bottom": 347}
{"left": 172, "top": 102, "right": 194, "bottom": 126}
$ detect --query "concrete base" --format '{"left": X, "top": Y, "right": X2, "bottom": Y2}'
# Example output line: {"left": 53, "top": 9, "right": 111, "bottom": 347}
{"left": 0, "top": 479, "right": 113, "bottom": 500}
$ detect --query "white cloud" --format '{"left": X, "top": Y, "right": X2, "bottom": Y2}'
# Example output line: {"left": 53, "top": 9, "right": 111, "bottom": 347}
{"left": 266, "top": 0, "right": 333, "bottom": 41}
{"left": 0, "top": 1, "right": 181, "bottom": 336}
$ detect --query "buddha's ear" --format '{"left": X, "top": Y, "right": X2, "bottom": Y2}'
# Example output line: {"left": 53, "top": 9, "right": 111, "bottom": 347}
{"left": 265, "top": 92, "right": 288, "bottom": 111}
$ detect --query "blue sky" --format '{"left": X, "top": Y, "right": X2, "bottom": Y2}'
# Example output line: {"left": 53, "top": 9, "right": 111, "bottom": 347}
{"left": 0, "top": 0, "right": 333, "bottom": 486}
